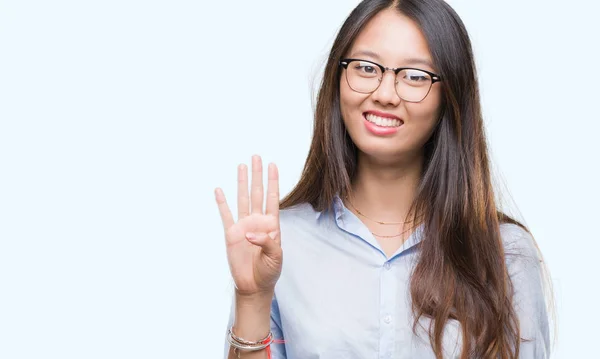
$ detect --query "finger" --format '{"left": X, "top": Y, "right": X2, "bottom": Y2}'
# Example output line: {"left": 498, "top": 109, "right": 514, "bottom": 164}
{"left": 245, "top": 230, "right": 281, "bottom": 257}
{"left": 250, "top": 155, "right": 264, "bottom": 214}
{"left": 268, "top": 229, "right": 281, "bottom": 245}
{"left": 214, "top": 188, "right": 234, "bottom": 230}
{"left": 237, "top": 164, "right": 249, "bottom": 220}
{"left": 265, "top": 163, "right": 280, "bottom": 222}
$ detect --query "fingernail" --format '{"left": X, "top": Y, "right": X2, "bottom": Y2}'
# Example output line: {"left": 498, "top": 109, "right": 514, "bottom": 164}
{"left": 245, "top": 232, "right": 256, "bottom": 241}
{"left": 268, "top": 230, "right": 279, "bottom": 240}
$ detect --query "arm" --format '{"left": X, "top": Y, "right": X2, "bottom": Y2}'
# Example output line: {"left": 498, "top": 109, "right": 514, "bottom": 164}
{"left": 224, "top": 291, "right": 286, "bottom": 359}
{"left": 502, "top": 224, "right": 551, "bottom": 358}
{"left": 215, "top": 157, "right": 285, "bottom": 358}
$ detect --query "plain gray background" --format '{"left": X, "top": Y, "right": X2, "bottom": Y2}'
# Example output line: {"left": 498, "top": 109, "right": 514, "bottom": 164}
{"left": 1, "top": 0, "right": 598, "bottom": 358}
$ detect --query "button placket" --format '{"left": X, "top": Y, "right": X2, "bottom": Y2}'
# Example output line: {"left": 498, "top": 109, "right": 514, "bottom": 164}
{"left": 378, "top": 259, "right": 397, "bottom": 358}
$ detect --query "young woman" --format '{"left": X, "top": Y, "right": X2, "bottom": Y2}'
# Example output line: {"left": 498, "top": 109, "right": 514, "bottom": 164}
{"left": 215, "top": 0, "right": 551, "bottom": 358}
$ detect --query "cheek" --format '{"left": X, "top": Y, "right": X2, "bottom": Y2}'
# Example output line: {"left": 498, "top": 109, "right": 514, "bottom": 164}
{"left": 411, "top": 88, "right": 442, "bottom": 123}
{"left": 339, "top": 78, "right": 352, "bottom": 110}
{"left": 409, "top": 109, "right": 440, "bottom": 140}
{"left": 426, "top": 86, "right": 443, "bottom": 118}
{"left": 404, "top": 92, "right": 443, "bottom": 143}
{"left": 339, "top": 78, "right": 365, "bottom": 120}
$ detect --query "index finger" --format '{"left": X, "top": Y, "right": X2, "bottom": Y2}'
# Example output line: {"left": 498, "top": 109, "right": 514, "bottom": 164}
{"left": 265, "top": 163, "right": 280, "bottom": 222}
{"left": 214, "top": 187, "right": 234, "bottom": 230}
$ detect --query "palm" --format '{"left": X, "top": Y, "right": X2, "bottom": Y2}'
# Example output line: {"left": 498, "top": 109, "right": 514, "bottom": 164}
{"left": 215, "top": 156, "right": 282, "bottom": 296}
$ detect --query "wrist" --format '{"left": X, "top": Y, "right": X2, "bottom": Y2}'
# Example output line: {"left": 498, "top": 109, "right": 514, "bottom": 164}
{"left": 233, "top": 291, "right": 274, "bottom": 341}
{"left": 235, "top": 289, "right": 274, "bottom": 303}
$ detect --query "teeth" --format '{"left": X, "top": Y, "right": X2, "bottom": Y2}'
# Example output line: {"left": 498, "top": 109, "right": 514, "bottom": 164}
{"left": 365, "top": 113, "right": 402, "bottom": 127}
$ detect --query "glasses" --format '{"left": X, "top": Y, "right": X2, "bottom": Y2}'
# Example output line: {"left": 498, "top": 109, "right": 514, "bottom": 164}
{"left": 339, "top": 58, "right": 442, "bottom": 103}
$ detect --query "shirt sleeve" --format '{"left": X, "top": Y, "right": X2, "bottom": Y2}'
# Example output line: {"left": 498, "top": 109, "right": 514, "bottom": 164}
{"left": 501, "top": 224, "right": 551, "bottom": 358}
{"left": 223, "top": 291, "right": 287, "bottom": 359}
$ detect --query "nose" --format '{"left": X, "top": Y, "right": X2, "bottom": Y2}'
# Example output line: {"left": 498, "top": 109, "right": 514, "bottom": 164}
{"left": 370, "top": 71, "right": 401, "bottom": 106}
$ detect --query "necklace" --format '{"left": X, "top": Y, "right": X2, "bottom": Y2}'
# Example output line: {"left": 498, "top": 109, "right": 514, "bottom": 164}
{"left": 344, "top": 197, "right": 418, "bottom": 239}
{"left": 345, "top": 197, "right": 414, "bottom": 225}
{"left": 370, "top": 226, "right": 414, "bottom": 238}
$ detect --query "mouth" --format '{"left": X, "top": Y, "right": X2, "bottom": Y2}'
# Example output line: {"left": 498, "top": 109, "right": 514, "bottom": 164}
{"left": 363, "top": 112, "right": 404, "bottom": 127}
{"left": 362, "top": 112, "right": 403, "bottom": 136}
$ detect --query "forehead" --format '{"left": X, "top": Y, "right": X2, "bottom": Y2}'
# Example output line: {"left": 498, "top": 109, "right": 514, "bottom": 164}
{"left": 348, "top": 9, "right": 434, "bottom": 70}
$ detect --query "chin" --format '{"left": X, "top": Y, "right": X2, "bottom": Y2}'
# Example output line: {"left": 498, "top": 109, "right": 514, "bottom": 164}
{"left": 354, "top": 142, "right": 403, "bottom": 161}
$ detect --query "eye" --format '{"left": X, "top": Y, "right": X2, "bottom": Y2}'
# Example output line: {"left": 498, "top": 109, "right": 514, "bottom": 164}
{"left": 349, "top": 61, "right": 381, "bottom": 78}
{"left": 353, "top": 63, "right": 377, "bottom": 74}
{"left": 358, "top": 65, "right": 376, "bottom": 74}
{"left": 414, "top": 76, "right": 427, "bottom": 82}
{"left": 400, "top": 69, "right": 431, "bottom": 85}
{"left": 406, "top": 74, "right": 427, "bottom": 82}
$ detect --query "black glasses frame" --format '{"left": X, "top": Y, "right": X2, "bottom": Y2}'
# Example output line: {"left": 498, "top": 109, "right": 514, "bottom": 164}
{"left": 339, "top": 58, "right": 443, "bottom": 102}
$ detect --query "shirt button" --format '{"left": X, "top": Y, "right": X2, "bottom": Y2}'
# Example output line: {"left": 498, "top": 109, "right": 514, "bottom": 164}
{"left": 384, "top": 262, "right": 391, "bottom": 270}
{"left": 384, "top": 315, "right": 392, "bottom": 324}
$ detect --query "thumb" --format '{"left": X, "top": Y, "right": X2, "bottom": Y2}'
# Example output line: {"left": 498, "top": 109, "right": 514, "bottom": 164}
{"left": 245, "top": 230, "right": 281, "bottom": 257}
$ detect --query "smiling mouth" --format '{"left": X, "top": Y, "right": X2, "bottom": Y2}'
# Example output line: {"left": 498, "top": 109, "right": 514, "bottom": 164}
{"left": 364, "top": 113, "right": 403, "bottom": 127}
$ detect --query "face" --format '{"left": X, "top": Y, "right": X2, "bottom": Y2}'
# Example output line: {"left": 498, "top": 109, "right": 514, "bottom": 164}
{"left": 340, "top": 9, "right": 443, "bottom": 164}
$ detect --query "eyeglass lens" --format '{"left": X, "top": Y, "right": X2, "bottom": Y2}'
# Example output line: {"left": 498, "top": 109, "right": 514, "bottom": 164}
{"left": 345, "top": 60, "right": 433, "bottom": 102}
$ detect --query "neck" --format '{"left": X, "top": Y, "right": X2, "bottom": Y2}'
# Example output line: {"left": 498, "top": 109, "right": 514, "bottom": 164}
{"left": 347, "top": 152, "right": 424, "bottom": 224}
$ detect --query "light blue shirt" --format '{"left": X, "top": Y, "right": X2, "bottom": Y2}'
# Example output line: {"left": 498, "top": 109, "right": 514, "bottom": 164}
{"left": 225, "top": 196, "right": 549, "bottom": 358}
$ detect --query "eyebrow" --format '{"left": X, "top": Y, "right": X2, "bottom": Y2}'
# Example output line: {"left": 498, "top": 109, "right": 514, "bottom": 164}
{"left": 349, "top": 50, "right": 435, "bottom": 70}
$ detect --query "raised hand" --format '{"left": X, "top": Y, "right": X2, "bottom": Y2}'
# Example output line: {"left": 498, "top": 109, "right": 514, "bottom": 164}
{"left": 215, "top": 155, "right": 282, "bottom": 297}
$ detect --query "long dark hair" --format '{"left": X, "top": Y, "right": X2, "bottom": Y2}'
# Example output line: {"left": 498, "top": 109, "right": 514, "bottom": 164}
{"left": 280, "top": 0, "right": 548, "bottom": 358}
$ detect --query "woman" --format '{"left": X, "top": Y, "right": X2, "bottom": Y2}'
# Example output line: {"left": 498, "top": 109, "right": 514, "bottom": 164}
{"left": 216, "top": 0, "right": 551, "bottom": 358}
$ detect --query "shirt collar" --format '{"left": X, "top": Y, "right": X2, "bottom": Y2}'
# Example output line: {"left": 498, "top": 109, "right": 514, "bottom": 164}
{"left": 315, "top": 194, "right": 344, "bottom": 220}
{"left": 315, "top": 194, "right": 425, "bottom": 250}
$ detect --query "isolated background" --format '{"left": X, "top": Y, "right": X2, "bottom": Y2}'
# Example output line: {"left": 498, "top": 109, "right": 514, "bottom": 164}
{"left": 1, "top": 0, "right": 598, "bottom": 358}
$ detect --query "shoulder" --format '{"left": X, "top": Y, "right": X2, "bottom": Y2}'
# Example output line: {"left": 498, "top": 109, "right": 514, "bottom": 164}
{"left": 277, "top": 202, "right": 334, "bottom": 252}
{"left": 277, "top": 203, "right": 321, "bottom": 242}
{"left": 279, "top": 202, "right": 321, "bottom": 227}
{"left": 499, "top": 225, "right": 551, "bottom": 354}
{"left": 498, "top": 223, "right": 547, "bottom": 307}
{"left": 499, "top": 222, "right": 534, "bottom": 249}
{"left": 499, "top": 222, "right": 542, "bottom": 269}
